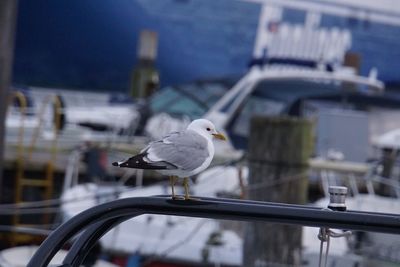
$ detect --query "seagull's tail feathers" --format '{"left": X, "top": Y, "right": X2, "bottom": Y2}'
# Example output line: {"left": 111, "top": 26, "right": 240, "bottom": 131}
{"left": 112, "top": 153, "right": 177, "bottom": 170}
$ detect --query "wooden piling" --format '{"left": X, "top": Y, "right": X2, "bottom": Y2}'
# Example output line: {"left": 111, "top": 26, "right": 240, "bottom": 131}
{"left": 0, "top": 0, "right": 18, "bottom": 201}
{"left": 243, "top": 116, "right": 313, "bottom": 266}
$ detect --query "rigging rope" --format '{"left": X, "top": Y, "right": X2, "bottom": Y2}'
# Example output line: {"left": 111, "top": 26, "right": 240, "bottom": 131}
{"left": 318, "top": 227, "right": 352, "bottom": 267}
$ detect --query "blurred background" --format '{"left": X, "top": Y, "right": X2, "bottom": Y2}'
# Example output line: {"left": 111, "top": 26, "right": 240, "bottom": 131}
{"left": 1, "top": 0, "right": 400, "bottom": 266}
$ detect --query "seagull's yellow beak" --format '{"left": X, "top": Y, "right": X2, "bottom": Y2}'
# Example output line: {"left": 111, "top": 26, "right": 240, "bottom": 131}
{"left": 212, "top": 132, "right": 227, "bottom": 141}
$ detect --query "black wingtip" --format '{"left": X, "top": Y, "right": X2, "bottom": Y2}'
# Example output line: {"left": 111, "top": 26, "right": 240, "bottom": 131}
{"left": 112, "top": 162, "right": 119, "bottom": 167}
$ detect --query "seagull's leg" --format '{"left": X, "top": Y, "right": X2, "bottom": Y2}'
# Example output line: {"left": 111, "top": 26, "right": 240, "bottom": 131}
{"left": 170, "top": 176, "right": 177, "bottom": 199}
{"left": 183, "top": 177, "right": 190, "bottom": 200}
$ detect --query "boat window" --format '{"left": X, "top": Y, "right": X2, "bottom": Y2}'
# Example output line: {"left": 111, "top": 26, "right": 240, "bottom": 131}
{"left": 252, "top": 79, "right": 341, "bottom": 102}
{"left": 149, "top": 87, "right": 204, "bottom": 118}
{"left": 180, "top": 83, "right": 227, "bottom": 104}
{"left": 150, "top": 82, "right": 230, "bottom": 119}
{"left": 150, "top": 87, "right": 181, "bottom": 111}
{"left": 167, "top": 97, "right": 206, "bottom": 118}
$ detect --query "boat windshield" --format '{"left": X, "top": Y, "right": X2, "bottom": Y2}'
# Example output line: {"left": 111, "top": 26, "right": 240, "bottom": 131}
{"left": 150, "top": 82, "right": 230, "bottom": 119}
{"left": 251, "top": 78, "right": 368, "bottom": 102}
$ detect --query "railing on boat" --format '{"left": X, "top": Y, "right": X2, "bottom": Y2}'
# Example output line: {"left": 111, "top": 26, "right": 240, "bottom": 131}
{"left": 26, "top": 196, "right": 400, "bottom": 267}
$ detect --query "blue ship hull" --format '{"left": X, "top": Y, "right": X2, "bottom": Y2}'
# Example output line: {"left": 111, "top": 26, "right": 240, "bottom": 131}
{"left": 13, "top": 0, "right": 400, "bottom": 92}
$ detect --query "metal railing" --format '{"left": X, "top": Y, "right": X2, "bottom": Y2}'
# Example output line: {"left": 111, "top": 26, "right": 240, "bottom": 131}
{"left": 27, "top": 196, "right": 400, "bottom": 267}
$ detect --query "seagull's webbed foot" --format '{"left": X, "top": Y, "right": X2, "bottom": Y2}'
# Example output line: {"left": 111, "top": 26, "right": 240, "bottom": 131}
{"left": 172, "top": 195, "right": 186, "bottom": 200}
{"left": 184, "top": 195, "right": 201, "bottom": 201}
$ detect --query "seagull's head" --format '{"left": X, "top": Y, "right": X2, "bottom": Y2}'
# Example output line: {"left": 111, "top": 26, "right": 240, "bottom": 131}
{"left": 187, "top": 119, "right": 226, "bottom": 141}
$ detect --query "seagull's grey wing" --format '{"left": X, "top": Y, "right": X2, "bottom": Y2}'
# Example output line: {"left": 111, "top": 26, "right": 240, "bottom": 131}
{"left": 146, "top": 130, "right": 209, "bottom": 171}
{"left": 112, "top": 132, "right": 182, "bottom": 170}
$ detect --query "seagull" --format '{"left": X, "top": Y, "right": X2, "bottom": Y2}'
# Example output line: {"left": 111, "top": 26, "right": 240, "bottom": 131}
{"left": 112, "top": 119, "right": 226, "bottom": 200}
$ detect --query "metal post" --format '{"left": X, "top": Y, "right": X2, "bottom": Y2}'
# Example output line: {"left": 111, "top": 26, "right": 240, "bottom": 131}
{"left": 328, "top": 186, "right": 348, "bottom": 211}
{"left": 0, "top": 0, "right": 18, "bottom": 200}
{"left": 318, "top": 186, "right": 351, "bottom": 267}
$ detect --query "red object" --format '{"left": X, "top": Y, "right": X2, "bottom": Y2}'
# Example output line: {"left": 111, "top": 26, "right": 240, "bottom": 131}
{"left": 111, "top": 257, "right": 128, "bottom": 267}
{"left": 111, "top": 256, "right": 193, "bottom": 267}
{"left": 99, "top": 150, "right": 108, "bottom": 169}
{"left": 145, "top": 261, "right": 191, "bottom": 267}
{"left": 268, "top": 21, "right": 280, "bottom": 32}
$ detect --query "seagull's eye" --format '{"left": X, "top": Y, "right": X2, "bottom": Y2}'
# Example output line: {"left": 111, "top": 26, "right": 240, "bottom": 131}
{"left": 206, "top": 127, "right": 211, "bottom": 131}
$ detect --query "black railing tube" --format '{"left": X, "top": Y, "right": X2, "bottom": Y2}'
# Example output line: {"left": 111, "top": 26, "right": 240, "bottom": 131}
{"left": 27, "top": 196, "right": 400, "bottom": 267}
{"left": 62, "top": 216, "right": 131, "bottom": 266}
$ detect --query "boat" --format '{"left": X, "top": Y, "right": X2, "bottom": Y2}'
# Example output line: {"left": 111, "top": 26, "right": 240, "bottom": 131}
{"left": 6, "top": 86, "right": 139, "bottom": 145}
{"left": 7, "top": 22, "right": 398, "bottom": 165}
{"left": 4, "top": 86, "right": 141, "bottom": 173}
{"left": 142, "top": 22, "right": 399, "bottom": 164}
{"left": 122, "top": 16, "right": 400, "bottom": 165}
{"left": 10, "top": 2, "right": 400, "bottom": 162}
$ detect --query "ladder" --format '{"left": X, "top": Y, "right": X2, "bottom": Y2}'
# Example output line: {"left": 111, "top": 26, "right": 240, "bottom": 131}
{"left": 10, "top": 92, "right": 63, "bottom": 245}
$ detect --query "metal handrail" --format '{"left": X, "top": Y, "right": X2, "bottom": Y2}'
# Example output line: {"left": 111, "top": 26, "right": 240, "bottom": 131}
{"left": 27, "top": 196, "right": 400, "bottom": 267}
